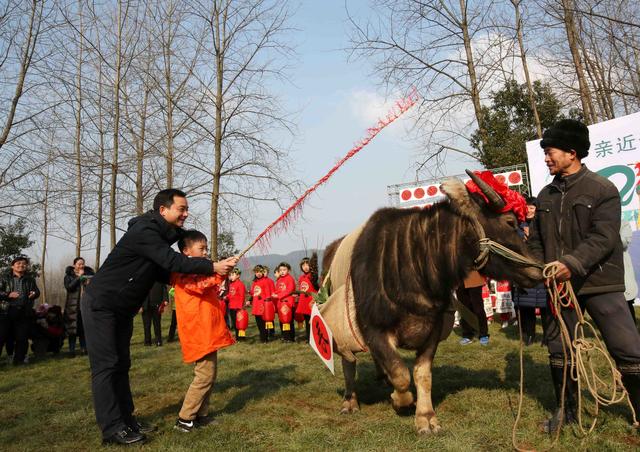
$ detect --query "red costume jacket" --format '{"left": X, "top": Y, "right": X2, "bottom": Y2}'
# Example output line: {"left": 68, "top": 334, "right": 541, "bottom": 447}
{"left": 226, "top": 279, "right": 246, "bottom": 310}
{"left": 250, "top": 276, "right": 273, "bottom": 316}
{"left": 296, "top": 272, "right": 317, "bottom": 316}
{"left": 273, "top": 273, "right": 296, "bottom": 310}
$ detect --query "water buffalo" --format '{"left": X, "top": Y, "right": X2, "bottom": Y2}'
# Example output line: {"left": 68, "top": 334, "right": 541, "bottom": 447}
{"left": 319, "top": 173, "right": 543, "bottom": 434}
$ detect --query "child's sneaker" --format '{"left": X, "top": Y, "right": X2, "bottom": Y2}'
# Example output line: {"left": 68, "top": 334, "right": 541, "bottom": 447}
{"left": 174, "top": 418, "right": 196, "bottom": 432}
{"left": 479, "top": 336, "right": 490, "bottom": 346}
{"left": 459, "top": 338, "right": 473, "bottom": 345}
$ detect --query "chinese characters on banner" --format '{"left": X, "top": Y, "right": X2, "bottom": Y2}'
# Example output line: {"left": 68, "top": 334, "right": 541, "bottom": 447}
{"left": 309, "top": 303, "right": 335, "bottom": 375}
{"left": 526, "top": 111, "right": 640, "bottom": 230}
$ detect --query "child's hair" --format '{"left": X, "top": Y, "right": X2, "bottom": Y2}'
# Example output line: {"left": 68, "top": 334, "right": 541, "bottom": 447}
{"left": 278, "top": 262, "right": 291, "bottom": 270}
{"left": 231, "top": 268, "right": 241, "bottom": 276}
{"left": 178, "top": 230, "right": 208, "bottom": 252}
{"left": 299, "top": 257, "right": 310, "bottom": 271}
{"left": 253, "top": 264, "right": 264, "bottom": 273}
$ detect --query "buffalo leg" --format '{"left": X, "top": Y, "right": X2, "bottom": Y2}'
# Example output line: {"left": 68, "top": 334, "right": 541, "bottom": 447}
{"left": 413, "top": 323, "right": 442, "bottom": 434}
{"left": 367, "top": 333, "right": 414, "bottom": 412}
{"left": 340, "top": 357, "right": 359, "bottom": 414}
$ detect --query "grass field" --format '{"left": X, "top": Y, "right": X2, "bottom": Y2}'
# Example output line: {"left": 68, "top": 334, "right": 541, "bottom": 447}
{"left": 1, "top": 314, "right": 639, "bottom": 451}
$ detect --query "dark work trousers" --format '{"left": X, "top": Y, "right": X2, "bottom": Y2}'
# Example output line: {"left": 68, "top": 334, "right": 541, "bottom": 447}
{"left": 456, "top": 286, "right": 488, "bottom": 339}
{"left": 544, "top": 292, "right": 640, "bottom": 371}
{"left": 628, "top": 300, "right": 637, "bottom": 324}
{"left": 279, "top": 318, "right": 295, "bottom": 342}
{"left": 304, "top": 314, "right": 311, "bottom": 341}
{"left": 518, "top": 306, "right": 537, "bottom": 338}
{"left": 255, "top": 315, "right": 267, "bottom": 343}
{"left": 0, "top": 307, "right": 31, "bottom": 364}
{"left": 141, "top": 308, "right": 161, "bottom": 345}
{"left": 68, "top": 312, "right": 86, "bottom": 353}
{"left": 81, "top": 293, "right": 135, "bottom": 438}
{"left": 167, "top": 310, "right": 178, "bottom": 342}
{"left": 229, "top": 309, "right": 239, "bottom": 339}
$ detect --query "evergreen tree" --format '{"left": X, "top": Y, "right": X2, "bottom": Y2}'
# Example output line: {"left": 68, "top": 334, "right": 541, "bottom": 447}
{"left": 471, "top": 80, "right": 581, "bottom": 168}
{"left": 0, "top": 218, "right": 37, "bottom": 274}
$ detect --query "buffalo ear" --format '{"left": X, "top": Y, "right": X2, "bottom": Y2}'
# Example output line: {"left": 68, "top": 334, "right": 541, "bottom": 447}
{"left": 440, "top": 177, "right": 480, "bottom": 218}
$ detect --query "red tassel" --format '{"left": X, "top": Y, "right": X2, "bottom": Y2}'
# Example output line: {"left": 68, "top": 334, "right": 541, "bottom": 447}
{"left": 239, "top": 89, "right": 419, "bottom": 257}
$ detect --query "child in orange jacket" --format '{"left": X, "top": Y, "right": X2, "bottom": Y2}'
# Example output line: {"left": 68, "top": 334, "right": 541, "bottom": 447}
{"left": 172, "top": 230, "right": 237, "bottom": 432}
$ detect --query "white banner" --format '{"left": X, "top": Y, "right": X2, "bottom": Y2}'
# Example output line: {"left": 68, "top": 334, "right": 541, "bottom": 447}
{"left": 309, "top": 304, "right": 334, "bottom": 375}
{"left": 526, "top": 112, "right": 640, "bottom": 229}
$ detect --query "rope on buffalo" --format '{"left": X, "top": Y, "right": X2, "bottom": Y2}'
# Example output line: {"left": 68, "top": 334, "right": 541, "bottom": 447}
{"left": 511, "top": 262, "right": 637, "bottom": 452}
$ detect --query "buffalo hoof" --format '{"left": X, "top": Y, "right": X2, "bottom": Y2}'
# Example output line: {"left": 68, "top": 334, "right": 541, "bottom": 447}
{"left": 339, "top": 398, "right": 360, "bottom": 415}
{"left": 415, "top": 414, "right": 441, "bottom": 435}
{"left": 391, "top": 390, "right": 415, "bottom": 414}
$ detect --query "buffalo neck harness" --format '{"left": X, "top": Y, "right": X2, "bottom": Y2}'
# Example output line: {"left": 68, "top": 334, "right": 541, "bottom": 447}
{"left": 471, "top": 220, "right": 543, "bottom": 270}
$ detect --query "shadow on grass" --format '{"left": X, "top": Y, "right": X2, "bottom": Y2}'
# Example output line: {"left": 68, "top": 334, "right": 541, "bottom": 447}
{"left": 152, "top": 365, "right": 299, "bottom": 420}
{"left": 215, "top": 366, "right": 298, "bottom": 414}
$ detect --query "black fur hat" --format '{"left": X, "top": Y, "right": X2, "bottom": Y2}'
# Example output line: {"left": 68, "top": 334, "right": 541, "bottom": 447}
{"left": 540, "top": 119, "right": 590, "bottom": 159}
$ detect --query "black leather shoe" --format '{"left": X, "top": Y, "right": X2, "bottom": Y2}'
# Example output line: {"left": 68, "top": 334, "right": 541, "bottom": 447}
{"left": 103, "top": 427, "right": 146, "bottom": 445}
{"left": 129, "top": 419, "right": 157, "bottom": 434}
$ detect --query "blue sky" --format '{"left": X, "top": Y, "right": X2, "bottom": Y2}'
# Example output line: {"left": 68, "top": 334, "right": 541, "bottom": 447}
{"left": 244, "top": 0, "right": 480, "bottom": 256}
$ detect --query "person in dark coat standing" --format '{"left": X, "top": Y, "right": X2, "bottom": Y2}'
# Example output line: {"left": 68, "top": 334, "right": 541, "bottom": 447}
{"left": 528, "top": 119, "right": 640, "bottom": 433}
{"left": 141, "top": 282, "right": 167, "bottom": 346}
{"left": 81, "top": 189, "right": 238, "bottom": 445}
{"left": 63, "top": 257, "right": 94, "bottom": 356}
{"left": 513, "top": 197, "right": 547, "bottom": 346}
{"left": 0, "top": 255, "right": 40, "bottom": 365}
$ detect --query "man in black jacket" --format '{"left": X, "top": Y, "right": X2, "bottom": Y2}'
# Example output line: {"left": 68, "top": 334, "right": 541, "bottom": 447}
{"left": 82, "top": 189, "right": 237, "bottom": 445}
{"left": 528, "top": 119, "right": 640, "bottom": 433}
{"left": 0, "top": 255, "right": 40, "bottom": 365}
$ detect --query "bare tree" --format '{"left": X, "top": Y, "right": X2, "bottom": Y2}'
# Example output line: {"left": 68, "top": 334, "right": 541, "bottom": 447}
{"left": 187, "top": 0, "right": 300, "bottom": 259}
{"left": 349, "top": 0, "right": 508, "bottom": 164}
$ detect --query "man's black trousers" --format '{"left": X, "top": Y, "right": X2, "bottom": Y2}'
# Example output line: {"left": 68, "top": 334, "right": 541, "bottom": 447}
{"left": 141, "top": 308, "right": 161, "bottom": 345}
{"left": 0, "top": 307, "right": 31, "bottom": 364}
{"left": 544, "top": 292, "right": 640, "bottom": 370}
{"left": 81, "top": 293, "right": 135, "bottom": 438}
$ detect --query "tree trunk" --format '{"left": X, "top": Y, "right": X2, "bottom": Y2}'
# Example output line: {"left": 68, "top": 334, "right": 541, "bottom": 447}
{"left": 511, "top": 0, "right": 542, "bottom": 138}
{"left": 459, "top": 0, "right": 487, "bottom": 149}
{"left": 163, "top": 19, "right": 174, "bottom": 189}
{"left": 40, "top": 162, "right": 50, "bottom": 304}
{"left": 560, "top": 0, "right": 596, "bottom": 123}
{"left": 110, "top": 0, "right": 123, "bottom": 248}
{"left": 74, "top": 0, "right": 84, "bottom": 256}
{"left": 210, "top": 1, "right": 226, "bottom": 261}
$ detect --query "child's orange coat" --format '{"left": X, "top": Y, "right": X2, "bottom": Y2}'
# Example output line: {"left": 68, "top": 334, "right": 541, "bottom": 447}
{"left": 171, "top": 273, "right": 235, "bottom": 363}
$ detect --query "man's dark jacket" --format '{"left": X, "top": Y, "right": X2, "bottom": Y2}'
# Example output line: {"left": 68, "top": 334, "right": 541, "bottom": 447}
{"left": 86, "top": 211, "right": 213, "bottom": 315}
{"left": 528, "top": 165, "right": 624, "bottom": 295}
{"left": 0, "top": 270, "right": 40, "bottom": 311}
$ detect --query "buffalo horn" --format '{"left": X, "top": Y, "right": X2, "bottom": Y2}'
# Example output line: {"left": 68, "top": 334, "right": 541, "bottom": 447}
{"left": 465, "top": 169, "right": 506, "bottom": 211}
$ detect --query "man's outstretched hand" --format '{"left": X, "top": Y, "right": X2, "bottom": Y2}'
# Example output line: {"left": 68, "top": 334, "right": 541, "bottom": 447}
{"left": 214, "top": 256, "right": 239, "bottom": 276}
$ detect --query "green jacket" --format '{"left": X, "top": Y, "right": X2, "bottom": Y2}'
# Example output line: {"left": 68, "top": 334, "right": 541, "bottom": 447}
{"left": 528, "top": 165, "right": 624, "bottom": 295}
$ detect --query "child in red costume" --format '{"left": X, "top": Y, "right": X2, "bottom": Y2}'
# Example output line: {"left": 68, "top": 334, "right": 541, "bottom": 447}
{"left": 171, "top": 230, "right": 236, "bottom": 432}
{"left": 225, "top": 268, "right": 247, "bottom": 340}
{"left": 296, "top": 256, "right": 318, "bottom": 341}
{"left": 272, "top": 262, "right": 296, "bottom": 342}
{"left": 250, "top": 265, "right": 273, "bottom": 343}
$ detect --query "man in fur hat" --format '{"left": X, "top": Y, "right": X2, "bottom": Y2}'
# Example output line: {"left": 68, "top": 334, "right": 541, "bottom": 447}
{"left": 528, "top": 119, "right": 640, "bottom": 433}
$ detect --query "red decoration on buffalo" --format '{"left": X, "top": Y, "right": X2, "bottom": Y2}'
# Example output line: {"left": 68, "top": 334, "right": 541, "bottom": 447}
{"left": 465, "top": 171, "right": 528, "bottom": 223}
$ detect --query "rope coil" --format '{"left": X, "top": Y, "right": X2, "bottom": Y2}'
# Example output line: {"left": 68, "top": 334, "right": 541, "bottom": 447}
{"left": 511, "top": 262, "right": 637, "bottom": 451}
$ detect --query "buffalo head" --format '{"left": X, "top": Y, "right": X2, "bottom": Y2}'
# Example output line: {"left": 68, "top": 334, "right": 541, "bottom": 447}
{"left": 442, "top": 172, "right": 543, "bottom": 288}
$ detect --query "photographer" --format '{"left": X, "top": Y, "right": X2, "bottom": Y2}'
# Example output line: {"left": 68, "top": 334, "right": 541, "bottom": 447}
{"left": 0, "top": 255, "right": 40, "bottom": 365}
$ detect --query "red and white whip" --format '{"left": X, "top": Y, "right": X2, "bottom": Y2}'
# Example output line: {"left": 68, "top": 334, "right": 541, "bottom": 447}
{"left": 238, "top": 90, "right": 419, "bottom": 258}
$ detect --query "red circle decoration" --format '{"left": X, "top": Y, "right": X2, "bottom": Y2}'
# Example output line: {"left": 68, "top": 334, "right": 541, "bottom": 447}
{"left": 496, "top": 174, "right": 506, "bottom": 184}
{"left": 401, "top": 190, "right": 412, "bottom": 201}
{"left": 312, "top": 317, "right": 332, "bottom": 360}
{"left": 414, "top": 187, "right": 425, "bottom": 199}
{"left": 508, "top": 171, "right": 522, "bottom": 184}
{"left": 427, "top": 185, "right": 438, "bottom": 196}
